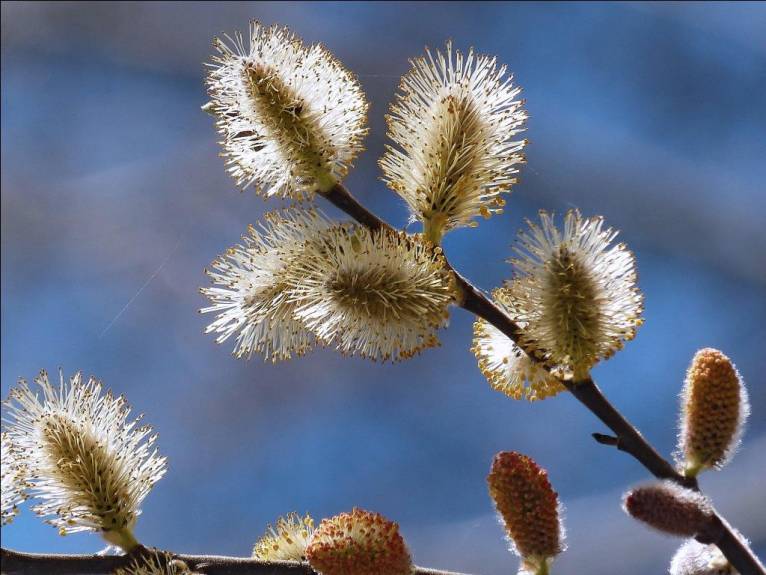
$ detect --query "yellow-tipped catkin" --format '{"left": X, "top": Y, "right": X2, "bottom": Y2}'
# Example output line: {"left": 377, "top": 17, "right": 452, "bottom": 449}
{"left": 205, "top": 21, "right": 368, "bottom": 199}
{"left": 380, "top": 41, "right": 527, "bottom": 237}
{"left": 508, "top": 210, "right": 643, "bottom": 379}
{"left": 623, "top": 481, "right": 714, "bottom": 538}
{"left": 306, "top": 508, "right": 412, "bottom": 575}
{"left": 288, "top": 226, "right": 457, "bottom": 361}
{"left": 252, "top": 512, "right": 315, "bottom": 561}
{"left": 487, "top": 452, "right": 564, "bottom": 570}
{"left": 677, "top": 348, "right": 749, "bottom": 477}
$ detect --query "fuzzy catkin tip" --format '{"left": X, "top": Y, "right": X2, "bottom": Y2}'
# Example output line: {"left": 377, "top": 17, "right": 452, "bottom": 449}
{"left": 677, "top": 348, "right": 749, "bottom": 477}
{"left": 305, "top": 508, "right": 412, "bottom": 575}
{"left": 623, "top": 481, "right": 715, "bottom": 539}
{"left": 252, "top": 512, "right": 315, "bottom": 561}
{"left": 487, "top": 452, "right": 564, "bottom": 565}
{"left": 200, "top": 209, "right": 334, "bottom": 362}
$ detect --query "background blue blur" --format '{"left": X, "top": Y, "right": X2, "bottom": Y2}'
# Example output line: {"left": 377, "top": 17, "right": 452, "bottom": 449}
{"left": 2, "top": 3, "right": 765, "bottom": 573}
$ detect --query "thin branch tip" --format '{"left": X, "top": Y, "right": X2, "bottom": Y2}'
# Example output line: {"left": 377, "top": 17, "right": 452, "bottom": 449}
{"left": 0, "top": 548, "right": 473, "bottom": 575}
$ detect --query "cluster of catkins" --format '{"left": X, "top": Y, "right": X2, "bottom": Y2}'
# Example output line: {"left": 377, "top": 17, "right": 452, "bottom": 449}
{"left": 195, "top": 21, "right": 757, "bottom": 575}
{"left": 623, "top": 348, "right": 751, "bottom": 575}
{"left": 0, "top": 368, "right": 565, "bottom": 575}
{"left": 198, "top": 21, "right": 644, "bottom": 394}
{"left": 1, "top": 18, "right": 758, "bottom": 575}
{"left": 198, "top": 21, "right": 758, "bottom": 575}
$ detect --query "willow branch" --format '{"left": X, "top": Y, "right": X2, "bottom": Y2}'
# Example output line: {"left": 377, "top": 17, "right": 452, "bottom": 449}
{"left": 320, "top": 182, "right": 765, "bottom": 575}
{"left": 564, "top": 377, "right": 693, "bottom": 486}
{"left": 0, "top": 547, "right": 470, "bottom": 575}
{"left": 4, "top": 182, "right": 760, "bottom": 575}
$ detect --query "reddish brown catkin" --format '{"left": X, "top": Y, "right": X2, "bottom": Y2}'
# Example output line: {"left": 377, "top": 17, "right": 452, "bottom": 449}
{"left": 623, "top": 481, "right": 714, "bottom": 538}
{"left": 487, "top": 452, "right": 563, "bottom": 562}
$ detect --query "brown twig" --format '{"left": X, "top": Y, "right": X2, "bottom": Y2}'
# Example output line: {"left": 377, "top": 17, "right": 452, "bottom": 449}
{"left": 0, "top": 547, "right": 470, "bottom": 575}
{"left": 5, "top": 181, "right": 762, "bottom": 575}
{"left": 319, "top": 182, "right": 765, "bottom": 575}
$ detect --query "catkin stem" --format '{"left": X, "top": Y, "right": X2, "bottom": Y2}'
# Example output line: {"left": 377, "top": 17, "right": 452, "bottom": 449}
{"left": 103, "top": 526, "right": 140, "bottom": 553}
{"left": 423, "top": 214, "right": 447, "bottom": 245}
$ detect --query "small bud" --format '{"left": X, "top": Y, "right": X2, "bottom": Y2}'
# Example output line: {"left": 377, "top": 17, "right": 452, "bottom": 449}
{"left": 487, "top": 452, "right": 564, "bottom": 569}
{"left": 252, "top": 512, "right": 315, "bottom": 561}
{"left": 677, "top": 348, "right": 749, "bottom": 477}
{"left": 623, "top": 481, "right": 714, "bottom": 538}
{"left": 670, "top": 540, "right": 738, "bottom": 575}
{"left": 306, "top": 508, "right": 412, "bottom": 575}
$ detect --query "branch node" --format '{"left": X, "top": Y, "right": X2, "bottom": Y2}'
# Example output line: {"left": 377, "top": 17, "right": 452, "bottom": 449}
{"left": 592, "top": 432, "right": 620, "bottom": 447}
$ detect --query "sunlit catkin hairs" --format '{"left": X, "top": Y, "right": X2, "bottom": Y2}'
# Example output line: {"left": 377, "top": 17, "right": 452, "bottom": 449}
{"left": 677, "top": 348, "right": 749, "bottom": 478}
{"left": 2, "top": 370, "right": 166, "bottom": 550}
{"left": 1, "top": 432, "right": 28, "bottom": 525}
{"left": 487, "top": 452, "right": 564, "bottom": 575}
{"left": 508, "top": 210, "right": 644, "bottom": 380}
{"left": 205, "top": 21, "right": 368, "bottom": 199}
{"left": 670, "top": 540, "right": 738, "bottom": 575}
{"left": 200, "top": 209, "right": 334, "bottom": 362}
{"left": 471, "top": 285, "right": 565, "bottom": 401}
{"left": 113, "top": 552, "right": 196, "bottom": 575}
{"left": 622, "top": 481, "right": 716, "bottom": 539}
{"left": 380, "top": 40, "right": 527, "bottom": 243}
{"left": 305, "top": 508, "right": 412, "bottom": 575}
{"left": 252, "top": 512, "right": 315, "bottom": 561}
{"left": 288, "top": 225, "right": 457, "bottom": 361}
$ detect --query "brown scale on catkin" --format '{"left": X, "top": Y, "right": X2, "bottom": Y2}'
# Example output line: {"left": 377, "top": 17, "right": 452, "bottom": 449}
{"left": 305, "top": 508, "right": 412, "bottom": 575}
{"left": 487, "top": 452, "right": 563, "bottom": 562}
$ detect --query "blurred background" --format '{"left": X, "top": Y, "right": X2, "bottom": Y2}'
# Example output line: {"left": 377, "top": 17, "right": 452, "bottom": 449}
{"left": 2, "top": 2, "right": 765, "bottom": 573}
